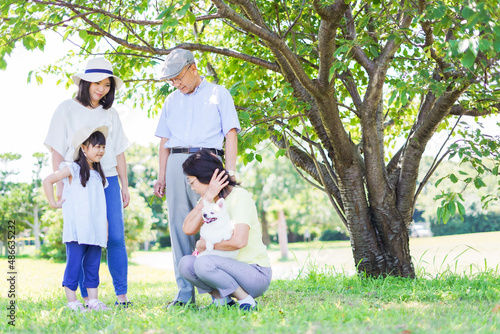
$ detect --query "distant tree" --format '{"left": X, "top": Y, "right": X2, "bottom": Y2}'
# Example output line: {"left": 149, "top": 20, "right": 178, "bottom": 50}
{"left": 0, "top": 184, "right": 30, "bottom": 256}
{"left": 123, "top": 188, "right": 154, "bottom": 256}
{"left": 0, "top": 153, "right": 48, "bottom": 253}
{"left": 126, "top": 143, "right": 167, "bottom": 234}
{"left": 431, "top": 211, "right": 500, "bottom": 236}
{"left": 39, "top": 209, "right": 65, "bottom": 261}
{"left": 0, "top": 152, "right": 25, "bottom": 256}
{"left": 19, "top": 153, "right": 48, "bottom": 251}
{"left": 240, "top": 144, "right": 345, "bottom": 244}
{"left": 0, "top": 153, "right": 21, "bottom": 189}
{"left": 416, "top": 154, "right": 500, "bottom": 225}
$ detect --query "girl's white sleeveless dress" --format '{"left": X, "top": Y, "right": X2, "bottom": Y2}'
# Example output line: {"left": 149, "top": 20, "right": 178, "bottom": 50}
{"left": 60, "top": 162, "right": 108, "bottom": 248}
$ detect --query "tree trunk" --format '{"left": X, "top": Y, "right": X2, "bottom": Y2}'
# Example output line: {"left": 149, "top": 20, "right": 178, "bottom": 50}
{"left": 33, "top": 203, "right": 41, "bottom": 250}
{"left": 348, "top": 210, "right": 414, "bottom": 278}
{"left": 277, "top": 210, "right": 288, "bottom": 260}
{"left": 338, "top": 164, "right": 415, "bottom": 277}
{"left": 260, "top": 209, "right": 271, "bottom": 246}
{"left": 2, "top": 230, "right": 7, "bottom": 257}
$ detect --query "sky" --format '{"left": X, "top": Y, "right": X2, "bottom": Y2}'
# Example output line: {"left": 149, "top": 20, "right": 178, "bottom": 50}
{"left": 0, "top": 33, "right": 160, "bottom": 183}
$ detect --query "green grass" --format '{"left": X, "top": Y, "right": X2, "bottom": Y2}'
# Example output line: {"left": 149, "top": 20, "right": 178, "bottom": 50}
{"left": 268, "top": 239, "right": 352, "bottom": 251}
{"left": 2, "top": 255, "right": 500, "bottom": 333}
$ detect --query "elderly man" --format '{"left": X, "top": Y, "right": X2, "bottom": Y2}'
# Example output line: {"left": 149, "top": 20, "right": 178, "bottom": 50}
{"left": 153, "top": 49, "right": 240, "bottom": 308}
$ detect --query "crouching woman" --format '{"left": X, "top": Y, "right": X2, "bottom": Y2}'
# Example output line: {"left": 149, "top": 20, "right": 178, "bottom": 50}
{"left": 179, "top": 150, "right": 272, "bottom": 310}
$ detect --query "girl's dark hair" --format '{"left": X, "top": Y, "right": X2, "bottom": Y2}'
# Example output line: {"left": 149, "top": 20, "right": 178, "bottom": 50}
{"left": 182, "top": 150, "right": 239, "bottom": 199}
{"left": 75, "top": 131, "right": 107, "bottom": 187}
{"left": 76, "top": 77, "right": 116, "bottom": 109}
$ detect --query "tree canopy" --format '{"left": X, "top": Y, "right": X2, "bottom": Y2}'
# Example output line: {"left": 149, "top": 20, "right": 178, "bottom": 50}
{"left": 1, "top": 0, "right": 499, "bottom": 277}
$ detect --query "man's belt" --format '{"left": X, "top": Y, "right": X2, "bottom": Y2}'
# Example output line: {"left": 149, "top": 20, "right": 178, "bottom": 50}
{"left": 170, "top": 147, "right": 224, "bottom": 156}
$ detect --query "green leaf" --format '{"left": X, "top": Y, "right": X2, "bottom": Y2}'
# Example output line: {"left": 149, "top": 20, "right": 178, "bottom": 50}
{"left": 63, "top": 29, "right": 72, "bottom": 41}
{"left": 461, "top": 50, "right": 476, "bottom": 68}
{"left": 442, "top": 209, "right": 451, "bottom": 224}
{"left": 436, "top": 206, "right": 443, "bottom": 220}
{"left": 158, "top": 7, "right": 171, "bottom": 20}
{"left": 22, "top": 36, "right": 37, "bottom": 50}
{"left": 435, "top": 177, "right": 445, "bottom": 187}
{"left": 494, "top": 40, "right": 500, "bottom": 52}
{"left": 255, "top": 154, "right": 262, "bottom": 163}
{"left": 400, "top": 91, "right": 408, "bottom": 106}
{"left": 159, "top": 21, "right": 170, "bottom": 32}
{"left": 457, "top": 202, "right": 466, "bottom": 219}
{"left": 447, "top": 201, "right": 456, "bottom": 216}
{"left": 188, "top": 12, "right": 196, "bottom": 25}
{"left": 275, "top": 149, "right": 286, "bottom": 158}
{"left": 478, "top": 39, "right": 492, "bottom": 53}
{"left": 178, "top": 1, "right": 191, "bottom": 17}
{"left": 433, "top": 4, "right": 447, "bottom": 19}
{"left": 472, "top": 146, "right": 482, "bottom": 157}
{"left": 246, "top": 153, "right": 254, "bottom": 163}
{"left": 461, "top": 7, "right": 475, "bottom": 19}
{"left": 449, "top": 173, "right": 458, "bottom": 183}
{"left": 79, "top": 30, "right": 89, "bottom": 40}
{"left": 388, "top": 90, "right": 398, "bottom": 106}
{"left": 473, "top": 177, "right": 486, "bottom": 189}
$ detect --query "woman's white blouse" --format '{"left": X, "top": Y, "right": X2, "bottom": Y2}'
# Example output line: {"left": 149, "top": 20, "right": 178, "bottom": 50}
{"left": 44, "top": 99, "right": 130, "bottom": 177}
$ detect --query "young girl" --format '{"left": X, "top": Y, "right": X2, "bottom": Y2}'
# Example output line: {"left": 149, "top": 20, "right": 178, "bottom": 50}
{"left": 43, "top": 125, "right": 111, "bottom": 312}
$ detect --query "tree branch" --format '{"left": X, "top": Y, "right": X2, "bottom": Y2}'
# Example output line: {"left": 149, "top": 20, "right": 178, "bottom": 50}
{"left": 420, "top": 20, "right": 453, "bottom": 79}
{"left": 377, "top": 11, "right": 413, "bottom": 67}
{"left": 396, "top": 85, "right": 470, "bottom": 220}
{"left": 338, "top": 70, "right": 362, "bottom": 114}
{"left": 359, "top": 7, "right": 414, "bottom": 208}
{"left": 196, "top": 13, "right": 222, "bottom": 21}
{"left": 176, "top": 42, "right": 280, "bottom": 72}
{"left": 1, "top": 12, "right": 87, "bottom": 47}
{"left": 449, "top": 103, "right": 500, "bottom": 117}
{"left": 30, "top": 0, "right": 164, "bottom": 26}
{"left": 413, "top": 116, "right": 463, "bottom": 206}
{"left": 282, "top": 0, "right": 306, "bottom": 39}
{"left": 212, "top": 0, "right": 319, "bottom": 97}
{"left": 269, "top": 132, "right": 345, "bottom": 215}
{"left": 312, "top": 0, "right": 349, "bottom": 89}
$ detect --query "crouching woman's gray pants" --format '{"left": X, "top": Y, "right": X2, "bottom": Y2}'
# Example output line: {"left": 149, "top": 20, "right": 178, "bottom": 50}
{"left": 179, "top": 255, "right": 272, "bottom": 298}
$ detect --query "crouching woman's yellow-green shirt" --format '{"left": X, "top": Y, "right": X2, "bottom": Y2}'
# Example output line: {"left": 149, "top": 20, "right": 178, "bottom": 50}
{"left": 224, "top": 187, "right": 271, "bottom": 267}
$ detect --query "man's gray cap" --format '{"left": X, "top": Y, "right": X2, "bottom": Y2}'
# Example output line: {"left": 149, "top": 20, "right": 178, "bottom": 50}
{"left": 159, "top": 49, "right": 195, "bottom": 80}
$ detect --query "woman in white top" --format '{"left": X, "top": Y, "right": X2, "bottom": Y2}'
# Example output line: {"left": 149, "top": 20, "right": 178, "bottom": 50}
{"left": 44, "top": 58, "right": 131, "bottom": 307}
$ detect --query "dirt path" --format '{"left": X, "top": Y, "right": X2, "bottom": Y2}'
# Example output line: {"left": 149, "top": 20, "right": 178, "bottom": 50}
{"left": 131, "top": 231, "right": 500, "bottom": 279}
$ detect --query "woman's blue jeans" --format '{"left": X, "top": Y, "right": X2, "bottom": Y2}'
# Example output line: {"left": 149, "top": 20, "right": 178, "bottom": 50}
{"left": 78, "top": 176, "right": 128, "bottom": 297}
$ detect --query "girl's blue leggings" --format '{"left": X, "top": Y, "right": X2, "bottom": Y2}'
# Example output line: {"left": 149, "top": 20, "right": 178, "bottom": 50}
{"left": 78, "top": 176, "right": 128, "bottom": 297}
{"left": 63, "top": 242, "right": 101, "bottom": 291}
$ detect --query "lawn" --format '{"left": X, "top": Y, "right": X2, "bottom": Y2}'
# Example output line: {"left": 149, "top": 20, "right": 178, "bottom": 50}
{"left": 2, "top": 233, "right": 500, "bottom": 333}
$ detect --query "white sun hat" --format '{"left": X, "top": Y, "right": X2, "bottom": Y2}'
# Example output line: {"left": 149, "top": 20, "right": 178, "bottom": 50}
{"left": 72, "top": 58, "right": 124, "bottom": 89}
{"left": 72, "top": 125, "right": 109, "bottom": 161}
